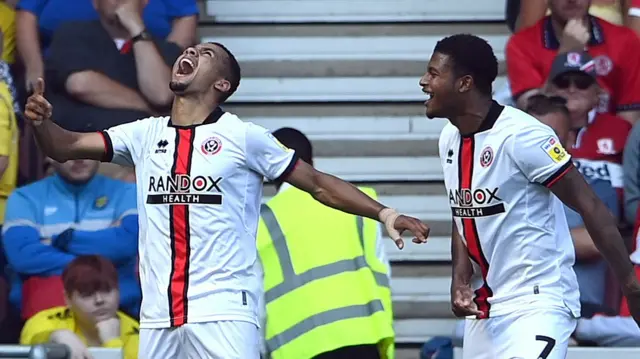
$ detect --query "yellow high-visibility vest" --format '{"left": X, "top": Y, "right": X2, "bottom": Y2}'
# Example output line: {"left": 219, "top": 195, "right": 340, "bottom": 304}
{"left": 257, "top": 186, "right": 395, "bottom": 359}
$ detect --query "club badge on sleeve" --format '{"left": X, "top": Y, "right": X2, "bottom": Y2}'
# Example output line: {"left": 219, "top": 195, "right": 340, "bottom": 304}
{"left": 540, "top": 136, "right": 567, "bottom": 163}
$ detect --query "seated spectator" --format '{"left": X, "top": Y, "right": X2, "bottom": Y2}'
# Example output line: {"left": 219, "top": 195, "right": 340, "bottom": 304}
{"left": 44, "top": 0, "right": 182, "bottom": 132}
{"left": 629, "top": 0, "right": 640, "bottom": 36}
{"left": 0, "top": 65, "right": 18, "bottom": 344}
{"left": 516, "top": 0, "right": 626, "bottom": 32}
{"left": 506, "top": 0, "right": 640, "bottom": 124}
{"left": 546, "top": 51, "right": 631, "bottom": 307}
{"left": 0, "top": 73, "right": 18, "bottom": 231}
{"left": 21, "top": 255, "right": 139, "bottom": 359}
{"left": 1, "top": 158, "right": 140, "bottom": 319}
{"left": 16, "top": 0, "right": 197, "bottom": 93}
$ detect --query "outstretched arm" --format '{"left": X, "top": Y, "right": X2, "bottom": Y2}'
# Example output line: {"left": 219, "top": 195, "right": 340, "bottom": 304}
{"left": 246, "top": 124, "right": 430, "bottom": 247}
{"left": 24, "top": 78, "right": 106, "bottom": 162}
{"left": 551, "top": 166, "right": 638, "bottom": 290}
{"left": 284, "top": 160, "right": 429, "bottom": 248}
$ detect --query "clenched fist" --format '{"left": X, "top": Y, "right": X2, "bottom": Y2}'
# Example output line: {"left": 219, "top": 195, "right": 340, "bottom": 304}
{"left": 24, "top": 78, "right": 52, "bottom": 126}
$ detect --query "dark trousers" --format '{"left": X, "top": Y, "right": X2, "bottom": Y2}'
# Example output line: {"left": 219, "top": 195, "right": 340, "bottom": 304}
{"left": 313, "top": 344, "right": 381, "bottom": 359}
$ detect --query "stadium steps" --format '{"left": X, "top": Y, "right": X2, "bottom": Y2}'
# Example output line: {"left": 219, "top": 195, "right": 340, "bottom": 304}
{"left": 199, "top": 0, "right": 509, "bottom": 353}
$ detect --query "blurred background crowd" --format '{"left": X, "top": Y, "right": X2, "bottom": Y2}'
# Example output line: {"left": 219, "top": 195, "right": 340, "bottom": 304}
{"left": 0, "top": 0, "right": 638, "bottom": 358}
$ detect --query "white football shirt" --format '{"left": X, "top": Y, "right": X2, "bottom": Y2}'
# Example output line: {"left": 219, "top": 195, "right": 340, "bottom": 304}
{"left": 100, "top": 108, "right": 297, "bottom": 329}
{"left": 439, "top": 101, "right": 581, "bottom": 319}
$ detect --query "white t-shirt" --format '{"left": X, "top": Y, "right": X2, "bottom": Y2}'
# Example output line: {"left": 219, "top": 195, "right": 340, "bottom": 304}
{"left": 101, "top": 108, "right": 297, "bottom": 328}
{"left": 439, "top": 102, "right": 581, "bottom": 319}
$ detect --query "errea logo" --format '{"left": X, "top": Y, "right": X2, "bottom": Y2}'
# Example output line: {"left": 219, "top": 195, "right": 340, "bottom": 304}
{"left": 155, "top": 139, "right": 169, "bottom": 154}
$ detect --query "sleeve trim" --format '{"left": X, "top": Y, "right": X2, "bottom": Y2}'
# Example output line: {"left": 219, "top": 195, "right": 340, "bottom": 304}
{"left": 542, "top": 161, "right": 573, "bottom": 188}
{"left": 274, "top": 154, "right": 298, "bottom": 183}
{"left": 99, "top": 131, "right": 114, "bottom": 162}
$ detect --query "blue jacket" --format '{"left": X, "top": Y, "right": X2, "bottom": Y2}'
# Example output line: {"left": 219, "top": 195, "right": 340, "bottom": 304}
{"left": 2, "top": 174, "right": 140, "bottom": 317}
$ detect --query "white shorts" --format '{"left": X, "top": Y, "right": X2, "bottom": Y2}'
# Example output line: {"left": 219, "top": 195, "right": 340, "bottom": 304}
{"left": 139, "top": 321, "right": 260, "bottom": 359}
{"left": 462, "top": 306, "right": 577, "bottom": 359}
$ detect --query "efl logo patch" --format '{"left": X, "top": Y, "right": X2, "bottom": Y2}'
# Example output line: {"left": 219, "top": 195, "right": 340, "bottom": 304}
{"left": 540, "top": 136, "right": 567, "bottom": 163}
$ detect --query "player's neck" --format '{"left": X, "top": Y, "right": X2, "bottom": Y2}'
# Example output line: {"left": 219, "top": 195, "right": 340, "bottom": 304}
{"left": 449, "top": 97, "right": 494, "bottom": 136}
{"left": 171, "top": 96, "right": 220, "bottom": 126}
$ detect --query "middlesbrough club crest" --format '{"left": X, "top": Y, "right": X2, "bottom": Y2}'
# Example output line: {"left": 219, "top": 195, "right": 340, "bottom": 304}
{"left": 201, "top": 136, "right": 222, "bottom": 155}
{"left": 480, "top": 146, "right": 494, "bottom": 168}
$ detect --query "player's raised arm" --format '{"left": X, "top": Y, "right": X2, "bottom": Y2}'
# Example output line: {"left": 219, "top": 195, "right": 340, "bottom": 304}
{"left": 24, "top": 78, "right": 106, "bottom": 162}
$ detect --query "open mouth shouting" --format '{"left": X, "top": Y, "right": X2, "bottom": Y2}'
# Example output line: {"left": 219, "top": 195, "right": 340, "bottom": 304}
{"left": 176, "top": 57, "right": 197, "bottom": 77}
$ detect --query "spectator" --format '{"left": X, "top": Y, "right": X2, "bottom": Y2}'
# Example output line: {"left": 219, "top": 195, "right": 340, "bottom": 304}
{"left": 20, "top": 255, "right": 139, "bottom": 359}
{"left": 506, "top": 0, "right": 640, "bottom": 125}
{"left": 546, "top": 51, "right": 631, "bottom": 307}
{"left": 0, "top": 72, "right": 18, "bottom": 233}
{"left": 257, "top": 128, "right": 394, "bottom": 359}
{"left": 1, "top": 158, "right": 140, "bottom": 320}
{"left": 629, "top": 0, "right": 640, "bottom": 35}
{"left": 44, "top": 0, "right": 181, "bottom": 132}
{"left": 0, "top": 62, "right": 18, "bottom": 344}
{"left": 16, "top": 0, "right": 197, "bottom": 93}
{"left": 516, "top": 0, "right": 626, "bottom": 32}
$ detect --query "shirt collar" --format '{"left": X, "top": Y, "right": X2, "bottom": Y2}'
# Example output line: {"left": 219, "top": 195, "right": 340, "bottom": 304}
{"left": 168, "top": 107, "right": 225, "bottom": 128}
{"left": 542, "top": 15, "right": 605, "bottom": 50}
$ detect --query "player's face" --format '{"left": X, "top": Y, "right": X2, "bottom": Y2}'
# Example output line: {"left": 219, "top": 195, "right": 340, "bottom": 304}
{"left": 548, "top": 0, "right": 591, "bottom": 22}
{"left": 419, "top": 52, "right": 459, "bottom": 119}
{"left": 53, "top": 159, "right": 100, "bottom": 184}
{"left": 66, "top": 288, "right": 120, "bottom": 323}
{"left": 170, "top": 43, "right": 231, "bottom": 97}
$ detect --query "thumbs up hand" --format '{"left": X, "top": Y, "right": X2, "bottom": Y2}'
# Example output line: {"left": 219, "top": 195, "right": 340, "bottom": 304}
{"left": 24, "top": 78, "right": 52, "bottom": 126}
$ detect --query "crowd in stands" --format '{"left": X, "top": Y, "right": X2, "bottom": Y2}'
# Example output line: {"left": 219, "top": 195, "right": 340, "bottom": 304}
{"left": 0, "top": 0, "right": 198, "bottom": 355}
{"left": 0, "top": 0, "right": 638, "bottom": 357}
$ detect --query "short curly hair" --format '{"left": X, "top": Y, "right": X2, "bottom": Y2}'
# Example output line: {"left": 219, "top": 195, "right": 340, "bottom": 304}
{"left": 433, "top": 34, "right": 498, "bottom": 97}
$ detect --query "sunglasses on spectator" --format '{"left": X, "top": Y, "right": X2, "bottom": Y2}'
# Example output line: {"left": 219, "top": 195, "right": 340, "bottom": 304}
{"left": 553, "top": 75, "right": 595, "bottom": 90}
